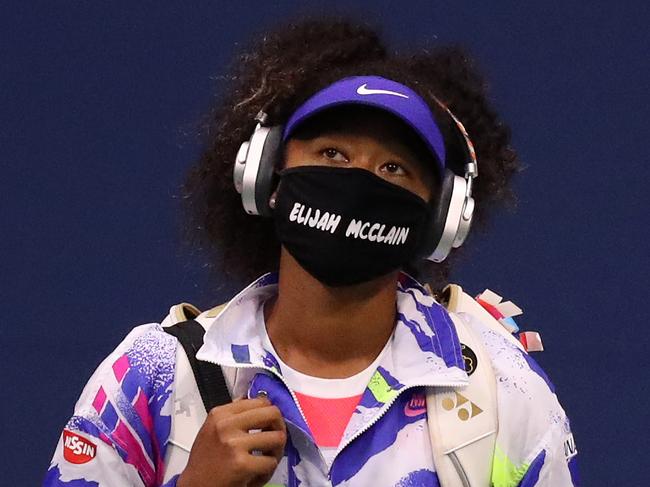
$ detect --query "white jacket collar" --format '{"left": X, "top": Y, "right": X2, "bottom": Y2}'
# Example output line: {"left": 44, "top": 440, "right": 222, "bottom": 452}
{"left": 196, "top": 273, "right": 468, "bottom": 391}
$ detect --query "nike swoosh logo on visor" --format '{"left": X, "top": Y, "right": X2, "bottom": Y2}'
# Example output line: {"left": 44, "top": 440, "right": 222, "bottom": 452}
{"left": 356, "top": 83, "right": 409, "bottom": 99}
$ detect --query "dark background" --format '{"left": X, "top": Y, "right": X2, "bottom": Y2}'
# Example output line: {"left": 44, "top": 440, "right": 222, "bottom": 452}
{"left": 2, "top": 1, "right": 648, "bottom": 485}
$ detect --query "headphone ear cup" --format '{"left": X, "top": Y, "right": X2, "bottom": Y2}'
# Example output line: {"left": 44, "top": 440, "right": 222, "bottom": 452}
{"left": 419, "top": 169, "right": 454, "bottom": 258}
{"left": 423, "top": 170, "right": 467, "bottom": 262}
{"left": 254, "top": 126, "right": 283, "bottom": 217}
{"left": 235, "top": 124, "right": 284, "bottom": 216}
{"left": 453, "top": 196, "right": 474, "bottom": 247}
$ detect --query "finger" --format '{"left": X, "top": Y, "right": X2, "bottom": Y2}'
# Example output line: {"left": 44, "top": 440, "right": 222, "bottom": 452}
{"left": 209, "top": 396, "right": 271, "bottom": 417}
{"left": 245, "top": 453, "right": 280, "bottom": 477}
{"left": 228, "top": 405, "right": 286, "bottom": 432}
{"left": 261, "top": 404, "right": 286, "bottom": 434}
{"left": 234, "top": 430, "right": 286, "bottom": 455}
{"left": 248, "top": 473, "right": 274, "bottom": 487}
{"left": 261, "top": 409, "right": 286, "bottom": 436}
{"left": 247, "top": 474, "right": 274, "bottom": 487}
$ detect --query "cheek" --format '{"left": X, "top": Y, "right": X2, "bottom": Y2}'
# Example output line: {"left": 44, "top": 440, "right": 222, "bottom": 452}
{"left": 416, "top": 170, "right": 438, "bottom": 203}
{"left": 419, "top": 181, "right": 435, "bottom": 203}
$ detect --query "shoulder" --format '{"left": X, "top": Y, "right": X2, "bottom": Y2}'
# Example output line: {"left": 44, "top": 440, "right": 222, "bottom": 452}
{"left": 46, "top": 322, "right": 181, "bottom": 486}
{"left": 75, "top": 322, "right": 178, "bottom": 413}
{"left": 441, "top": 285, "right": 558, "bottom": 402}
{"left": 459, "top": 311, "right": 555, "bottom": 393}
{"left": 454, "top": 305, "right": 578, "bottom": 485}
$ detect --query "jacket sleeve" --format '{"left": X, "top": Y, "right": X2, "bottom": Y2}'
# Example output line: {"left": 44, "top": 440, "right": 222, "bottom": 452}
{"left": 461, "top": 313, "right": 580, "bottom": 487}
{"left": 43, "top": 324, "right": 179, "bottom": 487}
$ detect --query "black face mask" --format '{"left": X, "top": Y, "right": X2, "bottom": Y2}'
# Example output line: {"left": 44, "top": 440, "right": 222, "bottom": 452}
{"left": 273, "top": 166, "right": 431, "bottom": 287}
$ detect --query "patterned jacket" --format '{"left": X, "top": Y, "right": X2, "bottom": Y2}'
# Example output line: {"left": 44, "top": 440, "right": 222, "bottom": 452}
{"left": 44, "top": 273, "right": 579, "bottom": 486}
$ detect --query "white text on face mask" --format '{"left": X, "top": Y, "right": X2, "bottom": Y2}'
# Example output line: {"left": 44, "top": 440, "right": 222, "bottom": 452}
{"left": 345, "top": 220, "right": 409, "bottom": 245}
{"left": 289, "top": 202, "right": 341, "bottom": 234}
{"left": 288, "top": 202, "right": 409, "bottom": 245}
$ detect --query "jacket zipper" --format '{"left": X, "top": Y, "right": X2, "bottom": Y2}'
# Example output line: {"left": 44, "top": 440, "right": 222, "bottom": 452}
{"left": 333, "top": 380, "right": 465, "bottom": 462}
{"left": 201, "top": 357, "right": 468, "bottom": 479}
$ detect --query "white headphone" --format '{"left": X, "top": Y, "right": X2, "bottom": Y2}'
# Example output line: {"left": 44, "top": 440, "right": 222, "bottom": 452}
{"left": 426, "top": 99, "right": 478, "bottom": 262}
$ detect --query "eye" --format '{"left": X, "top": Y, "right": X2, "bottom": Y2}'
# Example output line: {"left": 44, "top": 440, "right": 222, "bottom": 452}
{"left": 380, "top": 161, "right": 407, "bottom": 176}
{"left": 321, "top": 147, "right": 348, "bottom": 162}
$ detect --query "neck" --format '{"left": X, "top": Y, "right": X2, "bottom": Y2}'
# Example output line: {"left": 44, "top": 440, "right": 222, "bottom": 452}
{"left": 264, "top": 250, "right": 399, "bottom": 379}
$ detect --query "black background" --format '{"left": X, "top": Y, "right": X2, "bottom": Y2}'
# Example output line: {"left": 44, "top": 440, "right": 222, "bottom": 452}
{"left": 2, "top": 2, "right": 648, "bottom": 485}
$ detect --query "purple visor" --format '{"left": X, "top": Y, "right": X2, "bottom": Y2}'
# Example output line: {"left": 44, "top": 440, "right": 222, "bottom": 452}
{"left": 283, "top": 76, "right": 446, "bottom": 175}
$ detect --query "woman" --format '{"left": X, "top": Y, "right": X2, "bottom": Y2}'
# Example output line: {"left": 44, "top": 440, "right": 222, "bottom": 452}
{"left": 44, "top": 18, "right": 578, "bottom": 487}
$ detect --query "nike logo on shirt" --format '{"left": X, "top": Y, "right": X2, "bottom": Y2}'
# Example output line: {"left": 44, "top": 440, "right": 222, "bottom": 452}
{"left": 404, "top": 391, "right": 427, "bottom": 417}
{"left": 356, "top": 83, "right": 409, "bottom": 99}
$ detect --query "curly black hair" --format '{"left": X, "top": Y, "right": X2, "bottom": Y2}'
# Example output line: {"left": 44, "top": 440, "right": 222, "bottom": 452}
{"left": 182, "top": 18, "right": 519, "bottom": 292}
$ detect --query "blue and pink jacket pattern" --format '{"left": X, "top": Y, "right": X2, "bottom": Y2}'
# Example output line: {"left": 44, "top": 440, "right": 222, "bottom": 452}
{"left": 44, "top": 273, "right": 578, "bottom": 486}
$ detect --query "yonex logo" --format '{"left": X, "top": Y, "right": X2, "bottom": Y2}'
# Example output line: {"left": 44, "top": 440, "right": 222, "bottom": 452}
{"left": 441, "top": 392, "right": 483, "bottom": 421}
{"left": 356, "top": 83, "right": 409, "bottom": 99}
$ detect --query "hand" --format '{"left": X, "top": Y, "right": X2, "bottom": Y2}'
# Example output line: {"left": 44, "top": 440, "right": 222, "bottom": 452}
{"left": 177, "top": 396, "right": 287, "bottom": 487}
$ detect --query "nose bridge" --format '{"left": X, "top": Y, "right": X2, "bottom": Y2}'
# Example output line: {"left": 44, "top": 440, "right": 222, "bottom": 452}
{"left": 355, "top": 156, "right": 375, "bottom": 171}
{"left": 352, "top": 141, "right": 384, "bottom": 171}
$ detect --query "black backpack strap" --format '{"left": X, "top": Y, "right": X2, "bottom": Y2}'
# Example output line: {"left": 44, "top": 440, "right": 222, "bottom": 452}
{"left": 164, "top": 319, "right": 231, "bottom": 412}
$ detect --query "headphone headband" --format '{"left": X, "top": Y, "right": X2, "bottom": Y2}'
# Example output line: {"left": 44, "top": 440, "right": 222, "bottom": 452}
{"left": 431, "top": 96, "right": 478, "bottom": 224}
